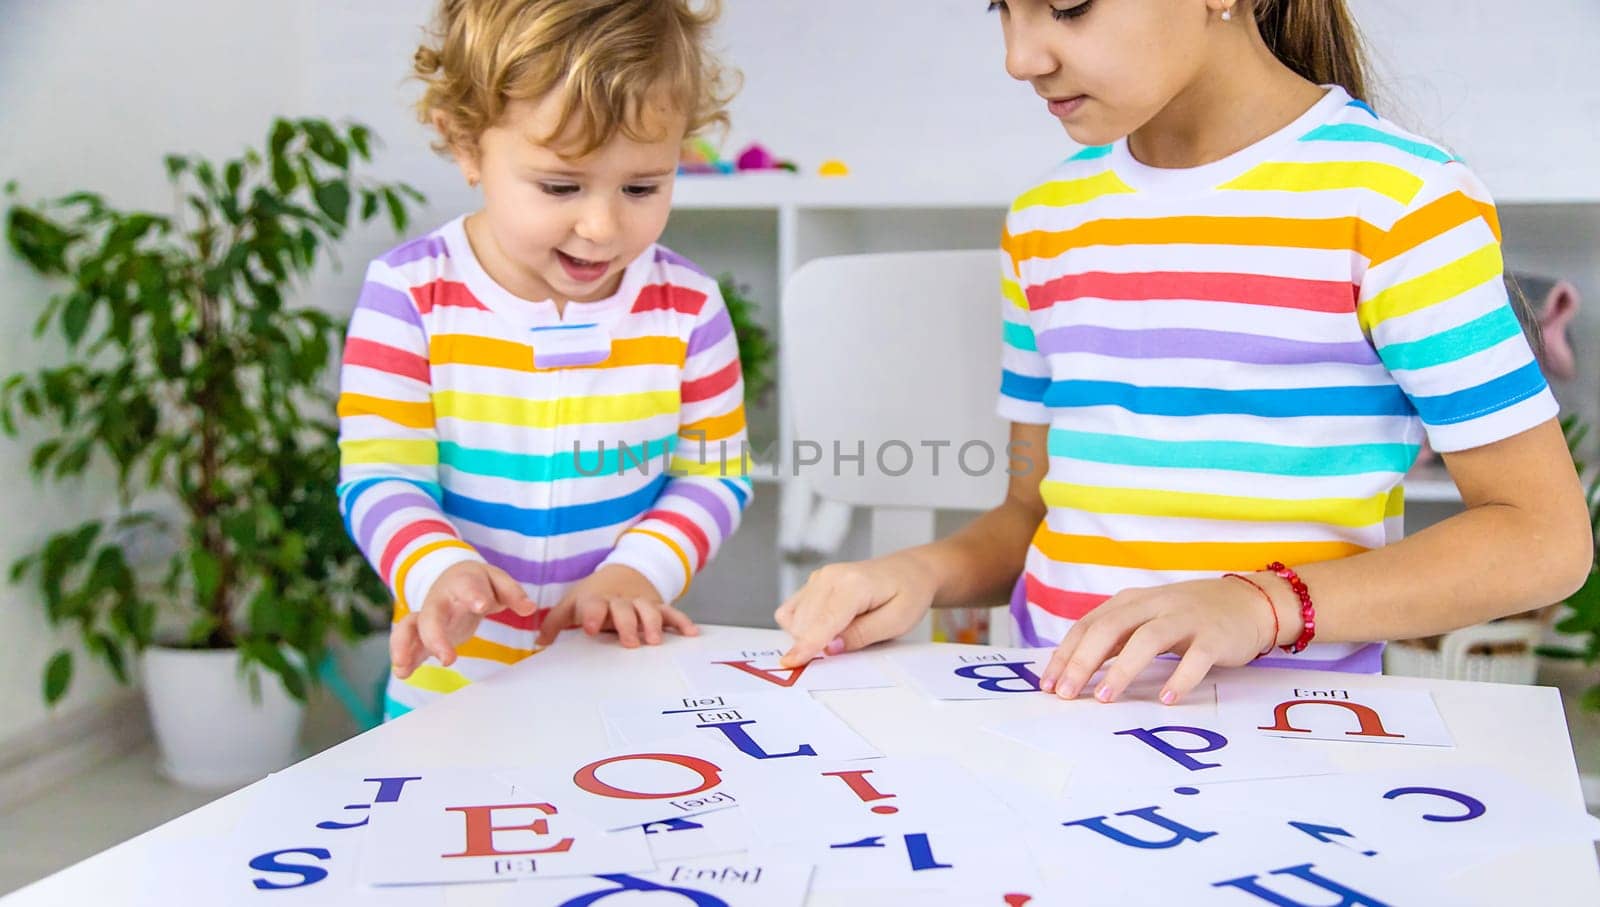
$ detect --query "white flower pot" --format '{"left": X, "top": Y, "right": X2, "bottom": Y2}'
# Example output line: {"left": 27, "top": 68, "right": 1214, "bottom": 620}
{"left": 142, "top": 646, "right": 305, "bottom": 789}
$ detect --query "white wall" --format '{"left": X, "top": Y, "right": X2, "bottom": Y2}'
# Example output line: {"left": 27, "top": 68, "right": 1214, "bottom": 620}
{"left": 0, "top": 0, "right": 309, "bottom": 748}
{"left": 1350, "top": 0, "right": 1600, "bottom": 202}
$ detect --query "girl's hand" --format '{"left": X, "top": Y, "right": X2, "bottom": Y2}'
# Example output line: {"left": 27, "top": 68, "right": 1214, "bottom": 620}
{"left": 775, "top": 552, "right": 938, "bottom": 668}
{"left": 391, "top": 561, "right": 538, "bottom": 679}
{"left": 535, "top": 564, "right": 698, "bottom": 648}
{"left": 1039, "top": 576, "right": 1284, "bottom": 706}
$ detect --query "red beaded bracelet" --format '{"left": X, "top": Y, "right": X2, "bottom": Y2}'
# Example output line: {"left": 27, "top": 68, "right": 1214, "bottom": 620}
{"left": 1222, "top": 573, "right": 1278, "bottom": 659}
{"left": 1265, "top": 561, "right": 1315, "bottom": 654}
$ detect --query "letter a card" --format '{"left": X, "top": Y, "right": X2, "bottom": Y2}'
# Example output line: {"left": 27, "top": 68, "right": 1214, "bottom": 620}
{"left": 1216, "top": 681, "right": 1453, "bottom": 747}
{"left": 674, "top": 646, "right": 893, "bottom": 693}
{"left": 891, "top": 646, "right": 1048, "bottom": 700}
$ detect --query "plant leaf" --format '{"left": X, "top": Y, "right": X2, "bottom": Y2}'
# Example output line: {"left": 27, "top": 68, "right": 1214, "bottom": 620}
{"left": 313, "top": 182, "right": 350, "bottom": 228}
{"left": 43, "top": 650, "right": 73, "bottom": 705}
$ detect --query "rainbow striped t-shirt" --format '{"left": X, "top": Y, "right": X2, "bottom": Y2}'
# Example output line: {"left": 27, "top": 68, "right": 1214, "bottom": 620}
{"left": 997, "top": 85, "right": 1556, "bottom": 671}
{"left": 338, "top": 216, "right": 752, "bottom": 715}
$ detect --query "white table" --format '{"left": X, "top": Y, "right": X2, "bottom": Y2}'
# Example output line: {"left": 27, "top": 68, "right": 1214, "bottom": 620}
{"left": 7, "top": 624, "right": 1598, "bottom": 905}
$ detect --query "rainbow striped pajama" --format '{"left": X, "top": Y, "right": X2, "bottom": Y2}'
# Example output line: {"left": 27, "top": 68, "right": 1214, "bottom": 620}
{"left": 338, "top": 217, "right": 751, "bottom": 717}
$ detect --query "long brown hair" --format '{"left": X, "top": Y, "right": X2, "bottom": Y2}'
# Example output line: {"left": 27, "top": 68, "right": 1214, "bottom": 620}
{"left": 1250, "top": 0, "right": 1369, "bottom": 102}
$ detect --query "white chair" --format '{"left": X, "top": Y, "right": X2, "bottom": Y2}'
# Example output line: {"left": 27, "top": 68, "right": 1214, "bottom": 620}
{"left": 781, "top": 250, "right": 1016, "bottom": 644}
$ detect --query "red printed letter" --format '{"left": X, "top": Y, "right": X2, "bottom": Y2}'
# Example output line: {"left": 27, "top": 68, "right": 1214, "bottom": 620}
{"left": 572, "top": 752, "right": 723, "bottom": 801}
{"left": 441, "top": 802, "right": 574, "bottom": 858}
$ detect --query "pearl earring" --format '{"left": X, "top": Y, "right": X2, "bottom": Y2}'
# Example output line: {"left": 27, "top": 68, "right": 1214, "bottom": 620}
{"left": 1221, "top": 8, "right": 1232, "bottom": 20}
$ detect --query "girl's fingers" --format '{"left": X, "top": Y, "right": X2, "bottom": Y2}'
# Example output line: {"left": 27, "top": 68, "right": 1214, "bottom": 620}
{"left": 779, "top": 579, "right": 855, "bottom": 668}
{"left": 835, "top": 592, "right": 919, "bottom": 654}
{"left": 1094, "top": 619, "right": 1183, "bottom": 703}
{"left": 1160, "top": 646, "right": 1218, "bottom": 707}
{"left": 1040, "top": 620, "right": 1090, "bottom": 693}
{"left": 1053, "top": 609, "right": 1144, "bottom": 700}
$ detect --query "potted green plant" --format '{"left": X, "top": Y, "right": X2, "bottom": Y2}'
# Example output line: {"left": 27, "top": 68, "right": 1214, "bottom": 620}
{"left": 717, "top": 272, "right": 776, "bottom": 409}
{"left": 3, "top": 118, "right": 421, "bottom": 787}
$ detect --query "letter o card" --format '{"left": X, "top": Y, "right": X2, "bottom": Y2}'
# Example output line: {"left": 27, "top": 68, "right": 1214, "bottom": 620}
{"left": 1216, "top": 682, "right": 1454, "bottom": 748}
{"left": 496, "top": 734, "right": 745, "bottom": 832}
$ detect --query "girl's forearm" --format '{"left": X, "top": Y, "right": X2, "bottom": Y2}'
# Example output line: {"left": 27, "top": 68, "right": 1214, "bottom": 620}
{"left": 1278, "top": 501, "right": 1592, "bottom": 646}
{"left": 889, "top": 495, "right": 1043, "bottom": 610}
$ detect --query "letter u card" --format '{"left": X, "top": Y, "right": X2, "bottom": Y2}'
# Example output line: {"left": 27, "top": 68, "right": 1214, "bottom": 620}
{"left": 1216, "top": 681, "right": 1454, "bottom": 747}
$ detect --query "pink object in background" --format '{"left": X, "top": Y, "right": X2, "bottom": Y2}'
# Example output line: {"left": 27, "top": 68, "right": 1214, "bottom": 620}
{"left": 1411, "top": 275, "right": 1583, "bottom": 469}
{"left": 736, "top": 143, "right": 778, "bottom": 170}
{"left": 1538, "top": 280, "right": 1582, "bottom": 382}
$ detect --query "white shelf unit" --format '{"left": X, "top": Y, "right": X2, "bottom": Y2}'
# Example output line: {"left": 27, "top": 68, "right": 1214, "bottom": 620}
{"left": 663, "top": 174, "right": 1599, "bottom": 621}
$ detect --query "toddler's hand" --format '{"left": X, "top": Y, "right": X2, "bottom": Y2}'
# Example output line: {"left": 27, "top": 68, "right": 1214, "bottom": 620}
{"left": 390, "top": 561, "right": 537, "bottom": 678}
{"left": 535, "top": 564, "right": 698, "bottom": 648}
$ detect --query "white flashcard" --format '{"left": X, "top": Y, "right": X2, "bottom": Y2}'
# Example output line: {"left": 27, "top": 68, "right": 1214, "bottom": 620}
{"left": 494, "top": 734, "right": 746, "bottom": 832}
{"left": 892, "top": 646, "right": 1050, "bottom": 700}
{"left": 725, "top": 756, "right": 1014, "bottom": 843}
{"left": 499, "top": 856, "right": 813, "bottom": 907}
{"left": 674, "top": 646, "right": 894, "bottom": 693}
{"left": 1038, "top": 784, "right": 1430, "bottom": 906}
{"left": 602, "top": 690, "right": 882, "bottom": 762}
{"left": 163, "top": 770, "right": 445, "bottom": 904}
{"left": 1216, "top": 681, "right": 1455, "bottom": 748}
{"left": 360, "top": 770, "right": 654, "bottom": 886}
{"left": 133, "top": 832, "right": 445, "bottom": 907}
{"left": 797, "top": 823, "right": 1042, "bottom": 894}
{"left": 639, "top": 807, "right": 755, "bottom": 862}
{"left": 989, "top": 700, "right": 1338, "bottom": 790}
{"left": 1181, "top": 765, "right": 1600, "bottom": 865}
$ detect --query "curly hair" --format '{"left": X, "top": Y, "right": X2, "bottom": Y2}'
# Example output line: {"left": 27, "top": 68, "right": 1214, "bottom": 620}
{"left": 413, "top": 0, "right": 734, "bottom": 158}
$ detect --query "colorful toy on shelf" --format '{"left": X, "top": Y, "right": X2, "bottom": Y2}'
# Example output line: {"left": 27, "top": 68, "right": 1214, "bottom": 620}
{"left": 678, "top": 139, "right": 798, "bottom": 175}
{"left": 678, "top": 137, "right": 735, "bottom": 174}
{"left": 818, "top": 159, "right": 850, "bottom": 177}
{"left": 734, "top": 142, "right": 798, "bottom": 172}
